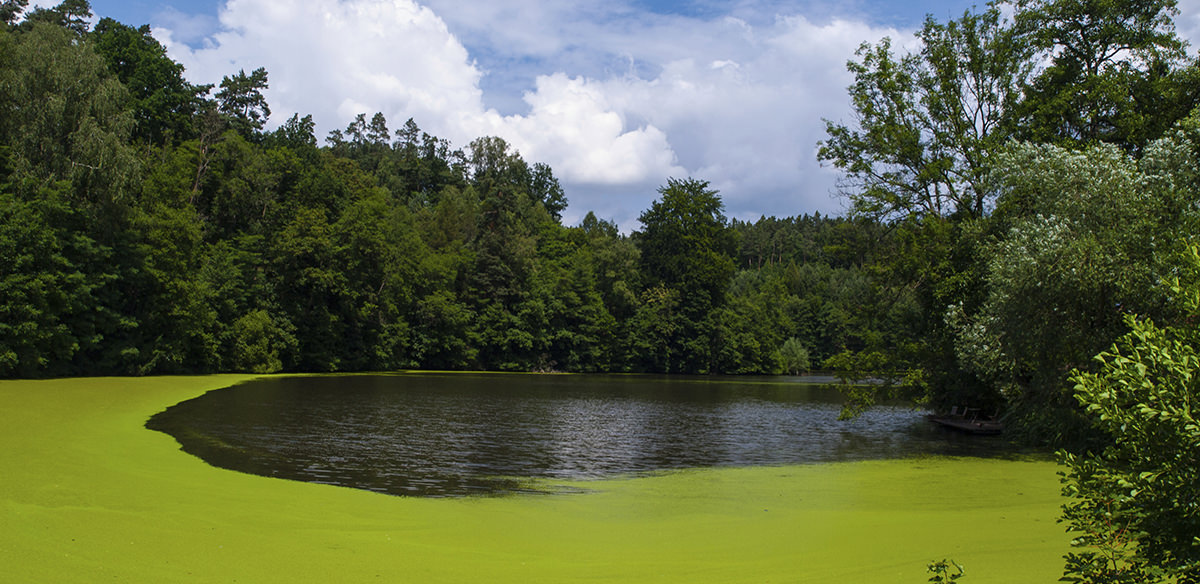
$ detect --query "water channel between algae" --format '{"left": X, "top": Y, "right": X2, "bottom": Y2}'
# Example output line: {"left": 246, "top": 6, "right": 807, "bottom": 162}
{"left": 0, "top": 375, "right": 1070, "bottom": 583}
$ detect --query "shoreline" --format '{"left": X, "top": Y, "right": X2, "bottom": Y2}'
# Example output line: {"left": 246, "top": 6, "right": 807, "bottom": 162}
{"left": 0, "top": 375, "right": 1068, "bottom": 583}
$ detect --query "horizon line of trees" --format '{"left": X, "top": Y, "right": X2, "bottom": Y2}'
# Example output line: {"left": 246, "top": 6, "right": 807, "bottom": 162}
{"left": 0, "top": 1, "right": 895, "bottom": 380}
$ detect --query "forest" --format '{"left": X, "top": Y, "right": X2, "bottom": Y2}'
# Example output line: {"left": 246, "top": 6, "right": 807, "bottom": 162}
{"left": 0, "top": 0, "right": 888, "bottom": 380}
{"left": 1, "top": 0, "right": 1199, "bottom": 580}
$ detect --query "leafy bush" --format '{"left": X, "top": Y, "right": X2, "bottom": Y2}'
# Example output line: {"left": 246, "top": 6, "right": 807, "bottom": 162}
{"left": 1059, "top": 244, "right": 1200, "bottom": 583}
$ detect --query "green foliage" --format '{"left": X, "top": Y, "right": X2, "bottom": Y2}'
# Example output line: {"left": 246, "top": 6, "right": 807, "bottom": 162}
{"left": 191, "top": 130, "right": 289, "bottom": 237}
{"left": 1, "top": 2, "right": 888, "bottom": 379}
{"left": 0, "top": 181, "right": 108, "bottom": 376}
{"left": 949, "top": 120, "right": 1200, "bottom": 440}
{"left": 630, "top": 178, "right": 738, "bottom": 373}
{"left": 819, "top": 0, "right": 1200, "bottom": 441}
{"left": 627, "top": 285, "right": 682, "bottom": 372}
{"left": 268, "top": 113, "right": 317, "bottom": 152}
{"left": 1008, "top": 0, "right": 1194, "bottom": 149}
{"left": 825, "top": 345, "right": 922, "bottom": 420}
{"left": 90, "top": 18, "right": 208, "bottom": 145}
{"left": 816, "top": 6, "right": 1038, "bottom": 417}
{"left": 216, "top": 67, "right": 270, "bottom": 138}
{"left": 0, "top": 0, "right": 29, "bottom": 26}
{"left": 21, "top": 0, "right": 91, "bottom": 36}
{"left": 329, "top": 192, "right": 424, "bottom": 370}
{"left": 126, "top": 202, "right": 218, "bottom": 373}
{"left": 412, "top": 290, "right": 477, "bottom": 369}
{"left": 9, "top": 0, "right": 1195, "bottom": 419}
{"left": 581, "top": 211, "right": 640, "bottom": 321}
{"left": 927, "top": 559, "right": 965, "bottom": 583}
{"left": 270, "top": 206, "right": 346, "bottom": 372}
{"left": 635, "top": 178, "right": 737, "bottom": 318}
{"left": 819, "top": 6, "right": 1027, "bottom": 221}
{"left": 776, "top": 337, "right": 810, "bottom": 375}
{"left": 228, "top": 309, "right": 295, "bottom": 374}
{"left": 0, "top": 21, "right": 138, "bottom": 206}
{"left": 1059, "top": 244, "right": 1200, "bottom": 582}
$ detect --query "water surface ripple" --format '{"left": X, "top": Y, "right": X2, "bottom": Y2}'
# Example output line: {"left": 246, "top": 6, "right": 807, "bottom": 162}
{"left": 147, "top": 374, "right": 1014, "bottom": 497}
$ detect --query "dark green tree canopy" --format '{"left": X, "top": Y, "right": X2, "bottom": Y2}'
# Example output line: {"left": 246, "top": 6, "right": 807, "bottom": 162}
{"left": 90, "top": 18, "right": 209, "bottom": 145}
{"left": 269, "top": 113, "right": 317, "bottom": 151}
{"left": 216, "top": 67, "right": 270, "bottom": 138}
{"left": 0, "top": 0, "right": 29, "bottom": 26}
{"left": 1007, "top": 0, "right": 1196, "bottom": 148}
{"left": 466, "top": 136, "right": 567, "bottom": 219}
{"left": 0, "top": 0, "right": 890, "bottom": 382}
{"left": 0, "top": 20, "right": 137, "bottom": 203}
{"left": 1012, "top": 0, "right": 1184, "bottom": 77}
{"left": 822, "top": 0, "right": 1199, "bottom": 224}
{"left": 1059, "top": 244, "right": 1200, "bottom": 582}
{"left": 21, "top": 0, "right": 90, "bottom": 36}
{"left": 635, "top": 177, "right": 737, "bottom": 318}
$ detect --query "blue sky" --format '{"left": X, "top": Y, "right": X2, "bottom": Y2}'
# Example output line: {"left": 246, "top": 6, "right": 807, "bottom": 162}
{"left": 87, "top": 0, "right": 979, "bottom": 33}
{"left": 64, "top": 0, "right": 1200, "bottom": 229}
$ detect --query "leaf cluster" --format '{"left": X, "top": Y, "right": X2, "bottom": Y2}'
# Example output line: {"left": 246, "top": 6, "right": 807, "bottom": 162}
{"left": 1059, "top": 244, "right": 1200, "bottom": 582}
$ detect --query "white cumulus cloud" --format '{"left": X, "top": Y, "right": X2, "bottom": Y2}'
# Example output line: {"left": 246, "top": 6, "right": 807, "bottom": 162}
{"left": 1177, "top": 0, "right": 1200, "bottom": 47}
{"left": 159, "top": 0, "right": 484, "bottom": 140}
{"left": 155, "top": 0, "right": 911, "bottom": 229}
{"left": 491, "top": 74, "right": 685, "bottom": 185}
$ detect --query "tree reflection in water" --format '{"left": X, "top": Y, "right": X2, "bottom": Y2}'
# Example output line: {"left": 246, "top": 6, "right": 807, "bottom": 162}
{"left": 148, "top": 373, "right": 1020, "bottom": 497}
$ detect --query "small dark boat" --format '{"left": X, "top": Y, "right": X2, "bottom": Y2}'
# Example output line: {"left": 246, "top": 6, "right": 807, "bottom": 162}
{"left": 927, "top": 407, "right": 1004, "bottom": 435}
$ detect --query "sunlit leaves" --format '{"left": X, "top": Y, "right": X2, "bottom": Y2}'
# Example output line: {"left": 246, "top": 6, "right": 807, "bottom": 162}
{"left": 819, "top": 7, "right": 1027, "bottom": 221}
{"left": 1060, "top": 244, "right": 1200, "bottom": 582}
{"left": 953, "top": 121, "right": 1200, "bottom": 411}
{"left": 0, "top": 22, "right": 137, "bottom": 205}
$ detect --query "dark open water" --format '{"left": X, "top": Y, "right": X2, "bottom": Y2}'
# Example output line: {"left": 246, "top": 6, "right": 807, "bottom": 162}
{"left": 147, "top": 373, "right": 1017, "bottom": 497}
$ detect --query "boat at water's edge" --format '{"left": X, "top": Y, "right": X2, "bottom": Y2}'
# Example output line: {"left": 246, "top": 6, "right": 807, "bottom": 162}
{"left": 926, "top": 409, "right": 1004, "bottom": 435}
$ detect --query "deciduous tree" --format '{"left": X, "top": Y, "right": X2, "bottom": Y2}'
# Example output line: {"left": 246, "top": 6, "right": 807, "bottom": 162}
{"left": 1059, "top": 243, "right": 1200, "bottom": 582}
{"left": 819, "top": 6, "right": 1028, "bottom": 221}
{"left": 1007, "top": 0, "right": 1196, "bottom": 149}
{"left": 635, "top": 178, "right": 736, "bottom": 319}
{"left": 91, "top": 18, "right": 209, "bottom": 146}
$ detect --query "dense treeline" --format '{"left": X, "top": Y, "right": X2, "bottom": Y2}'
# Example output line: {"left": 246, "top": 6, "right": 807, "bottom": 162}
{"left": 819, "top": 0, "right": 1200, "bottom": 579}
{"left": 0, "top": 1, "right": 897, "bottom": 378}
{"left": 5, "top": 0, "right": 1200, "bottom": 579}
{"left": 819, "top": 0, "right": 1200, "bottom": 437}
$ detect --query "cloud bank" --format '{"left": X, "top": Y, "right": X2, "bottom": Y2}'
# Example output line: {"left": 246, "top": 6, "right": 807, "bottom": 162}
{"left": 157, "top": 0, "right": 909, "bottom": 229}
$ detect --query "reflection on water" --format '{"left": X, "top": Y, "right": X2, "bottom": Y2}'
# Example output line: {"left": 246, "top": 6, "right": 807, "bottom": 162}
{"left": 148, "top": 374, "right": 1020, "bottom": 497}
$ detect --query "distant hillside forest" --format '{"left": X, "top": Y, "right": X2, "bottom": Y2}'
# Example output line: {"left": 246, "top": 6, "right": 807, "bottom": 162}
{"left": 0, "top": 2, "right": 893, "bottom": 380}
{"left": 5, "top": 0, "right": 1200, "bottom": 438}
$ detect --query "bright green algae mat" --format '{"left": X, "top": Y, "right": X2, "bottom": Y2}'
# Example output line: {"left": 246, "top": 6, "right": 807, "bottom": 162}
{"left": 0, "top": 376, "right": 1070, "bottom": 583}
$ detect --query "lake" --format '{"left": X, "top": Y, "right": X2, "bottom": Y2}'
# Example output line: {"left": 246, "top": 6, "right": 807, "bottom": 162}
{"left": 0, "top": 375, "right": 1067, "bottom": 582}
{"left": 148, "top": 373, "right": 1019, "bottom": 497}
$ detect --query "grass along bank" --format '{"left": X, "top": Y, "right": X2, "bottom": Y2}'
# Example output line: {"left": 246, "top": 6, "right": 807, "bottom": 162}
{"left": 0, "top": 375, "right": 1068, "bottom": 583}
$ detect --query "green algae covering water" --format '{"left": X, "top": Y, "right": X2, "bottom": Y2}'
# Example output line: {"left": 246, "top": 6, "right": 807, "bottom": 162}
{"left": 0, "top": 375, "right": 1069, "bottom": 583}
